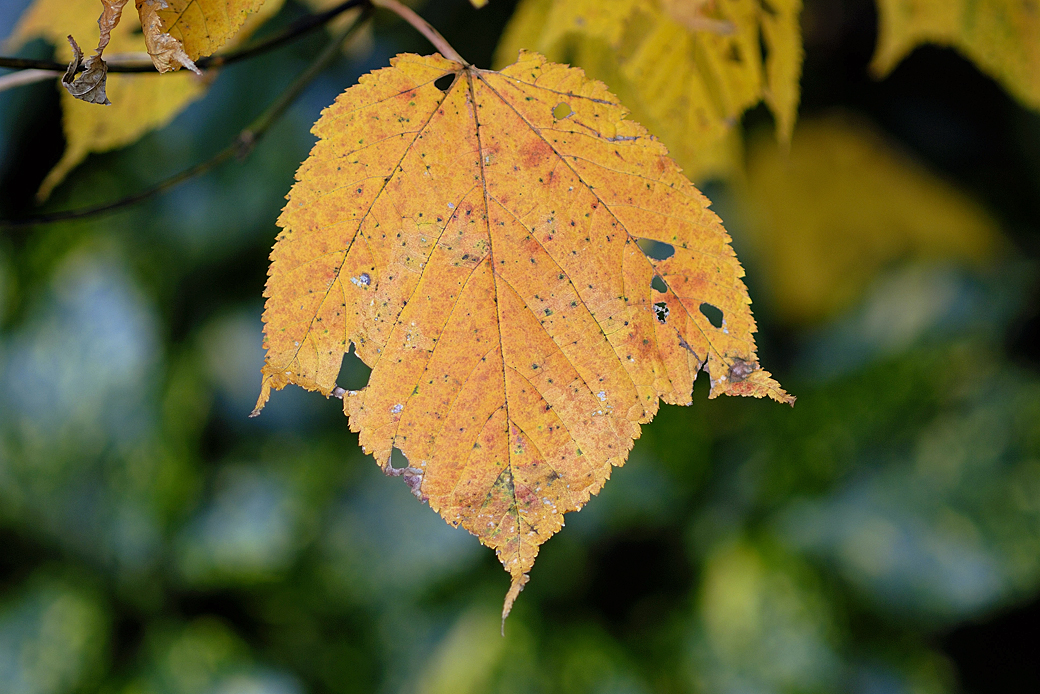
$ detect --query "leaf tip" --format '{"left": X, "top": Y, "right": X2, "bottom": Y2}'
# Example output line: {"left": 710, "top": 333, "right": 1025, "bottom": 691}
{"left": 720, "top": 365, "right": 795, "bottom": 405}
{"left": 501, "top": 572, "right": 529, "bottom": 629}
{"left": 139, "top": 0, "right": 203, "bottom": 74}
{"left": 250, "top": 373, "right": 276, "bottom": 417}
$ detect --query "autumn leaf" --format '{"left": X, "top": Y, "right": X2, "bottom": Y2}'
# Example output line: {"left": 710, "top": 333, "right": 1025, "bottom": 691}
{"left": 872, "top": 0, "right": 1040, "bottom": 113}
{"left": 6, "top": 0, "right": 284, "bottom": 200}
{"left": 146, "top": 0, "right": 271, "bottom": 63}
{"left": 494, "top": 0, "right": 803, "bottom": 182}
{"left": 253, "top": 50, "right": 792, "bottom": 616}
{"left": 137, "top": 0, "right": 202, "bottom": 73}
{"left": 59, "top": 0, "right": 130, "bottom": 104}
{"left": 741, "top": 113, "right": 1003, "bottom": 323}
{"left": 61, "top": 33, "right": 114, "bottom": 105}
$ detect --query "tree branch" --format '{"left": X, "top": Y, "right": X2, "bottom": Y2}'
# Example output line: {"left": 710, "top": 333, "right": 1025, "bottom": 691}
{"left": 0, "top": 7, "right": 373, "bottom": 229}
{"left": 0, "top": 68, "right": 57, "bottom": 94}
{"left": 0, "top": 0, "right": 368, "bottom": 74}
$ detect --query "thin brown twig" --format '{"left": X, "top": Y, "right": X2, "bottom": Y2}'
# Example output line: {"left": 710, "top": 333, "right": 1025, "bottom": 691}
{"left": 371, "top": 0, "right": 468, "bottom": 65}
{"left": 0, "top": 7, "right": 372, "bottom": 229}
{"left": 0, "top": 0, "right": 367, "bottom": 74}
{"left": 0, "top": 68, "right": 57, "bottom": 93}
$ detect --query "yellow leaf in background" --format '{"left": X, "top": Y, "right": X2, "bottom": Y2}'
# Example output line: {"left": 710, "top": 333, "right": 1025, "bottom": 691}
{"left": 494, "top": 0, "right": 803, "bottom": 182}
{"left": 253, "top": 51, "right": 792, "bottom": 616}
{"left": 6, "top": 0, "right": 284, "bottom": 200}
{"left": 871, "top": 0, "right": 1040, "bottom": 112}
{"left": 758, "top": 0, "right": 802, "bottom": 145}
{"left": 741, "top": 113, "right": 1004, "bottom": 324}
{"left": 153, "top": 0, "right": 271, "bottom": 61}
{"left": 7, "top": 0, "right": 116, "bottom": 64}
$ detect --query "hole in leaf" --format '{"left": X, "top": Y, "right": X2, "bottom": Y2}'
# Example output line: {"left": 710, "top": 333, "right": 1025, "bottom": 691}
{"left": 651, "top": 275, "right": 667, "bottom": 293}
{"left": 654, "top": 302, "right": 669, "bottom": 323}
{"left": 553, "top": 102, "right": 574, "bottom": 119}
{"left": 391, "top": 447, "right": 409, "bottom": 465}
{"left": 636, "top": 238, "right": 675, "bottom": 260}
{"left": 337, "top": 343, "right": 371, "bottom": 391}
{"left": 699, "top": 303, "right": 724, "bottom": 329}
{"left": 434, "top": 74, "right": 455, "bottom": 92}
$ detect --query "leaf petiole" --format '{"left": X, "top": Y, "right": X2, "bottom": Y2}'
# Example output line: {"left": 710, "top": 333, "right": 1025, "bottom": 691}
{"left": 371, "top": 0, "right": 469, "bottom": 66}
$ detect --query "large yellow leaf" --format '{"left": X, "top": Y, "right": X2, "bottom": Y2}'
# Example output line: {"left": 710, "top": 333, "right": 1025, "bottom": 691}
{"left": 7, "top": 0, "right": 284, "bottom": 200}
{"left": 872, "top": 0, "right": 1040, "bottom": 112}
{"left": 741, "top": 113, "right": 1003, "bottom": 324}
{"left": 494, "top": 0, "right": 803, "bottom": 182}
{"left": 253, "top": 51, "right": 792, "bottom": 614}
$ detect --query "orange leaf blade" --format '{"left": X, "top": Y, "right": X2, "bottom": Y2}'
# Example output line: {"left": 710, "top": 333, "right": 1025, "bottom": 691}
{"left": 257, "top": 50, "right": 792, "bottom": 611}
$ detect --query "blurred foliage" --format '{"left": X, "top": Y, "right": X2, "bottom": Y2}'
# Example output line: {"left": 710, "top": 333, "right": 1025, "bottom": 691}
{"left": 6, "top": 0, "right": 287, "bottom": 201}
{"left": 740, "top": 112, "right": 1003, "bottom": 324}
{"left": 2, "top": 0, "right": 1040, "bottom": 693}
{"left": 871, "top": 0, "right": 1040, "bottom": 113}
{"left": 494, "top": 0, "right": 803, "bottom": 183}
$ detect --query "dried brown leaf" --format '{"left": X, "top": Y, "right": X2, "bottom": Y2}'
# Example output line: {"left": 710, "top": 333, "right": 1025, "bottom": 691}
{"left": 61, "top": 0, "right": 130, "bottom": 104}
{"left": 136, "top": 0, "right": 202, "bottom": 74}
{"left": 61, "top": 34, "right": 111, "bottom": 104}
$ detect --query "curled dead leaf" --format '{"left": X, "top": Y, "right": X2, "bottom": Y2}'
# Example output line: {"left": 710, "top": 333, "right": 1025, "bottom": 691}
{"left": 136, "top": 0, "right": 202, "bottom": 74}
{"left": 61, "top": 35, "right": 111, "bottom": 104}
{"left": 60, "top": 0, "right": 130, "bottom": 104}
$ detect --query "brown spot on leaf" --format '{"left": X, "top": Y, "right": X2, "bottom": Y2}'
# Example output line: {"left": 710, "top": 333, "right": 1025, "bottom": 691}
{"left": 519, "top": 138, "right": 553, "bottom": 170}
{"left": 728, "top": 358, "right": 757, "bottom": 382}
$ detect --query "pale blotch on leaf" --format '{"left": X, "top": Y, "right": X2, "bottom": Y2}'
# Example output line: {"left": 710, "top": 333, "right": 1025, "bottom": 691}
{"left": 660, "top": 0, "right": 735, "bottom": 35}
{"left": 253, "top": 51, "right": 793, "bottom": 620}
